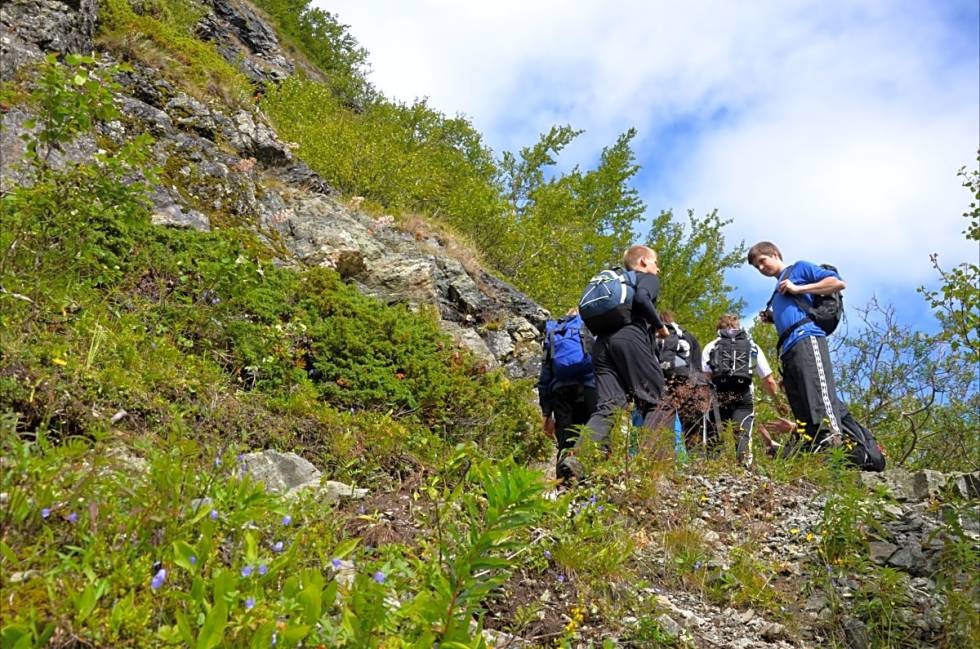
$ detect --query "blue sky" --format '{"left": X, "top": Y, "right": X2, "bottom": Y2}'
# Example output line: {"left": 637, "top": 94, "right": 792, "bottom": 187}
{"left": 318, "top": 0, "right": 978, "bottom": 331}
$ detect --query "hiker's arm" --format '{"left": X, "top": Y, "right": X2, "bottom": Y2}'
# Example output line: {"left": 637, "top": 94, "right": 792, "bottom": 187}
{"left": 761, "top": 373, "right": 780, "bottom": 397}
{"left": 634, "top": 289, "right": 665, "bottom": 332}
{"left": 542, "top": 414, "right": 555, "bottom": 439}
{"left": 777, "top": 275, "right": 845, "bottom": 296}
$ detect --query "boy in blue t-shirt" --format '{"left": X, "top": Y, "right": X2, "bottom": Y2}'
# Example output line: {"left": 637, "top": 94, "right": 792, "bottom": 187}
{"left": 747, "top": 241, "right": 884, "bottom": 471}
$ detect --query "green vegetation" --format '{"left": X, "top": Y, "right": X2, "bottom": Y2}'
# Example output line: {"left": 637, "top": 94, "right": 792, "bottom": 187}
{"left": 1, "top": 1, "right": 977, "bottom": 647}
{"left": 99, "top": 0, "right": 252, "bottom": 104}
{"left": 249, "top": 0, "right": 374, "bottom": 105}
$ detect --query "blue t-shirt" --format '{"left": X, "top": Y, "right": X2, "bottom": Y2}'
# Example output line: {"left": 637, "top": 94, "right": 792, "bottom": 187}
{"left": 772, "top": 261, "right": 840, "bottom": 355}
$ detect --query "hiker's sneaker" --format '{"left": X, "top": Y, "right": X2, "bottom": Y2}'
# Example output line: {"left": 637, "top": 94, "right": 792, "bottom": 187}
{"left": 557, "top": 456, "right": 584, "bottom": 484}
{"left": 821, "top": 432, "right": 843, "bottom": 449}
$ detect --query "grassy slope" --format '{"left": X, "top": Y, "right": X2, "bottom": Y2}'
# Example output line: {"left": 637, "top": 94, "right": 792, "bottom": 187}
{"left": 0, "top": 2, "right": 976, "bottom": 647}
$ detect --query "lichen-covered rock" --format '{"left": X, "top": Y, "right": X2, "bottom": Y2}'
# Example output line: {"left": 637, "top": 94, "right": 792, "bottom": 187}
{"left": 197, "top": 0, "right": 294, "bottom": 85}
{"left": 0, "top": 0, "right": 98, "bottom": 81}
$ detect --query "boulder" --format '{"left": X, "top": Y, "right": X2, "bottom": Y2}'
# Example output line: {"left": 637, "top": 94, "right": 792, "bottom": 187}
{"left": 912, "top": 469, "right": 948, "bottom": 501}
{"left": 240, "top": 450, "right": 319, "bottom": 493}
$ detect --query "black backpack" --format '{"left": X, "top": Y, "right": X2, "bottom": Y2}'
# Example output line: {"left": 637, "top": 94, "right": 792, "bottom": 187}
{"left": 708, "top": 329, "right": 754, "bottom": 390}
{"left": 658, "top": 323, "right": 692, "bottom": 377}
{"left": 578, "top": 268, "right": 637, "bottom": 336}
{"left": 771, "top": 263, "right": 844, "bottom": 350}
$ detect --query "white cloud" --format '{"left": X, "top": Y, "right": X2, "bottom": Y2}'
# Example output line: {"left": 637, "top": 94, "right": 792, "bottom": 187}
{"left": 318, "top": 0, "right": 978, "bottom": 321}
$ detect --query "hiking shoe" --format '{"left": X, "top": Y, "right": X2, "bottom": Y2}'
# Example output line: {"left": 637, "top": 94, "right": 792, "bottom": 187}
{"left": 820, "top": 432, "right": 843, "bottom": 449}
{"left": 557, "top": 456, "right": 584, "bottom": 484}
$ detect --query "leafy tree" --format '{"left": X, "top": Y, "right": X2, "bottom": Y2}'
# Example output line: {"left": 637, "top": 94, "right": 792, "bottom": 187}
{"left": 643, "top": 209, "right": 746, "bottom": 343}
{"left": 918, "top": 161, "right": 980, "bottom": 366}
{"left": 493, "top": 127, "right": 646, "bottom": 311}
{"left": 833, "top": 298, "right": 978, "bottom": 470}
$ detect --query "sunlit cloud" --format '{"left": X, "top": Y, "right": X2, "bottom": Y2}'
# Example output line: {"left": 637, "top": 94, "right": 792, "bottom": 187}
{"left": 319, "top": 0, "right": 978, "bottom": 324}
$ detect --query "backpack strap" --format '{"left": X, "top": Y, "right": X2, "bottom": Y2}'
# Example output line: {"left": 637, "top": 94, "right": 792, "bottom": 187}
{"left": 776, "top": 317, "right": 809, "bottom": 352}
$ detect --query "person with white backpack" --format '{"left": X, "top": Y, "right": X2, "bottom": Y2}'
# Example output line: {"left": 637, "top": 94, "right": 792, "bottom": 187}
{"left": 702, "top": 313, "right": 782, "bottom": 466}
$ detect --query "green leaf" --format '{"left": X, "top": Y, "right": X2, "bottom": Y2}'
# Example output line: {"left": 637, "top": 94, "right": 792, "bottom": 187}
{"left": 282, "top": 624, "right": 311, "bottom": 642}
{"left": 298, "top": 569, "right": 325, "bottom": 624}
{"left": 73, "top": 579, "right": 107, "bottom": 622}
{"left": 195, "top": 600, "right": 228, "bottom": 649}
{"left": 173, "top": 540, "right": 199, "bottom": 572}
{"left": 175, "top": 610, "right": 195, "bottom": 646}
{"left": 244, "top": 530, "right": 258, "bottom": 563}
{"left": 212, "top": 568, "right": 237, "bottom": 603}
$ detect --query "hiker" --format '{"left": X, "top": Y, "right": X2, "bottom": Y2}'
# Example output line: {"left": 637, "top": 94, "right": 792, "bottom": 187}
{"left": 566, "top": 244, "right": 671, "bottom": 477}
{"left": 655, "top": 311, "right": 716, "bottom": 454}
{"left": 538, "top": 309, "right": 598, "bottom": 482}
{"left": 702, "top": 313, "right": 782, "bottom": 466}
{"left": 747, "top": 241, "right": 885, "bottom": 471}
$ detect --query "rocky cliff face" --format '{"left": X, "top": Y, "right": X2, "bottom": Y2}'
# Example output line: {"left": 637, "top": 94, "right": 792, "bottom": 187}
{"left": 0, "top": 0, "right": 549, "bottom": 377}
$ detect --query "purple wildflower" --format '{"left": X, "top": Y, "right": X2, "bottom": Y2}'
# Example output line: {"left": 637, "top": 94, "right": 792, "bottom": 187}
{"left": 273, "top": 541, "right": 284, "bottom": 553}
{"left": 372, "top": 571, "right": 386, "bottom": 584}
{"left": 543, "top": 550, "right": 552, "bottom": 560}
{"left": 241, "top": 565, "right": 253, "bottom": 578}
{"left": 41, "top": 508, "right": 51, "bottom": 519}
{"left": 271, "top": 632, "right": 277, "bottom": 646}
{"left": 244, "top": 597, "right": 255, "bottom": 610}
{"left": 258, "top": 564, "right": 268, "bottom": 576}
{"left": 209, "top": 509, "right": 219, "bottom": 521}
{"left": 281, "top": 515, "right": 292, "bottom": 526}
{"left": 597, "top": 505, "right": 604, "bottom": 512}
{"left": 189, "top": 555, "right": 198, "bottom": 565}
{"left": 151, "top": 568, "right": 167, "bottom": 590}
{"left": 589, "top": 495, "right": 597, "bottom": 504}
{"left": 693, "top": 560, "right": 702, "bottom": 571}
{"left": 331, "top": 558, "right": 342, "bottom": 568}
{"left": 557, "top": 574, "right": 565, "bottom": 583}
{"left": 214, "top": 457, "right": 222, "bottom": 468}
{"left": 67, "top": 512, "right": 78, "bottom": 524}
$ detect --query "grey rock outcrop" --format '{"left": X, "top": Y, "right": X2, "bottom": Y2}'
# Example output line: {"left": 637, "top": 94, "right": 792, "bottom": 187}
{"left": 197, "top": 0, "right": 294, "bottom": 85}
{"left": 0, "top": 0, "right": 550, "bottom": 377}
{"left": 0, "top": 0, "right": 98, "bottom": 81}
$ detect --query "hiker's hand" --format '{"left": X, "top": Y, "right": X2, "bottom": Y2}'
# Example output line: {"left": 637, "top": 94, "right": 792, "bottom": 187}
{"left": 655, "top": 325, "right": 669, "bottom": 338}
{"left": 777, "top": 279, "right": 801, "bottom": 295}
{"left": 543, "top": 416, "right": 555, "bottom": 439}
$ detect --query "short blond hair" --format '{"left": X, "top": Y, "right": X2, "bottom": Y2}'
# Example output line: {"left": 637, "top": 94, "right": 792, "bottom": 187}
{"left": 623, "top": 245, "right": 656, "bottom": 270}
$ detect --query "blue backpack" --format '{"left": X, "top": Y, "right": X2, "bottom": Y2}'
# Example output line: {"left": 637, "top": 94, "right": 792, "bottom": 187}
{"left": 578, "top": 268, "right": 637, "bottom": 335}
{"left": 544, "top": 315, "right": 593, "bottom": 381}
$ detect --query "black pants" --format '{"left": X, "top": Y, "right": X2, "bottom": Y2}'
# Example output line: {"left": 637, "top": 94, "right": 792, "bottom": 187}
{"left": 585, "top": 324, "right": 666, "bottom": 447}
{"left": 552, "top": 384, "right": 598, "bottom": 466}
{"left": 781, "top": 335, "right": 885, "bottom": 471}
{"left": 709, "top": 387, "right": 755, "bottom": 463}
{"left": 781, "top": 335, "right": 847, "bottom": 448}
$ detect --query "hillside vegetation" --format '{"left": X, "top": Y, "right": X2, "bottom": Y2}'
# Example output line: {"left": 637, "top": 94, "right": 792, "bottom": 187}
{"left": 0, "top": 1, "right": 977, "bottom": 647}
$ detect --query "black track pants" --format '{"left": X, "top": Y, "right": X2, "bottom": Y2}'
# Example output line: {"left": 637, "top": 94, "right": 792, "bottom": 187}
{"left": 584, "top": 324, "right": 666, "bottom": 447}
